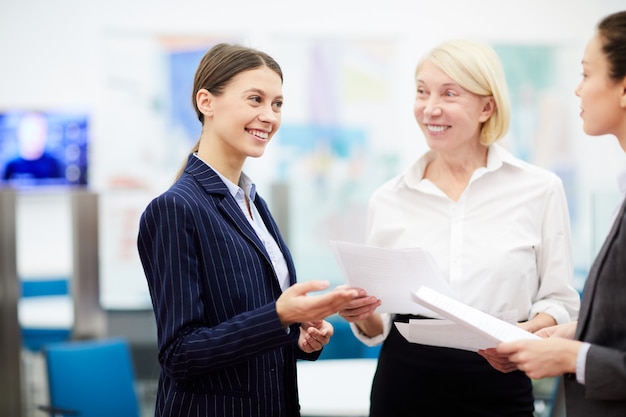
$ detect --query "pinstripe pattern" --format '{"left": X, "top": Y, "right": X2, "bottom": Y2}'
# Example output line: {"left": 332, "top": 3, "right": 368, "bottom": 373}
{"left": 138, "top": 155, "right": 316, "bottom": 417}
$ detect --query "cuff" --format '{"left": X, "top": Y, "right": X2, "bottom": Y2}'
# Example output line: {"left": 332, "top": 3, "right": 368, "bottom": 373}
{"left": 349, "top": 313, "right": 392, "bottom": 347}
{"left": 576, "top": 342, "right": 592, "bottom": 384}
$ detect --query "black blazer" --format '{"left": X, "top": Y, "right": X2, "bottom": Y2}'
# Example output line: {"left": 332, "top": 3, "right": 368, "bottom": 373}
{"left": 138, "top": 155, "right": 318, "bottom": 417}
{"left": 565, "top": 198, "right": 626, "bottom": 416}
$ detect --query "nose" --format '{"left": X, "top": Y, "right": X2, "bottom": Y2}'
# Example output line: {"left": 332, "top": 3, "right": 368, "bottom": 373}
{"left": 423, "top": 95, "right": 442, "bottom": 117}
{"left": 259, "top": 105, "right": 278, "bottom": 123}
{"left": 574, "top": 80, "right": 582, "bottom": 97}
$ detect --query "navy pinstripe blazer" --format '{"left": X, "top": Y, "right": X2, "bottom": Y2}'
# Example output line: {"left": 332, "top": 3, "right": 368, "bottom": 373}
{"left": 564, "top": 198, "right": 626, "bottom": 416}
{"left": 138, "top": 155, "right": 318, "bottom": 417}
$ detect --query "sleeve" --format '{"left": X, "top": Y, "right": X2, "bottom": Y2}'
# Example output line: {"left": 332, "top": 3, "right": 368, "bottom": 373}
{"left": 580, "top": 200, "right": 626, "bottom": 400}
{"left": 576, "top": 342, "right": 591, "bottom": 384}
{"left": 584, "top": 344, "right": 626, "bottom": 400}
{"left": 137, "top": 192, "right": 297, "bottom": 380}
{"left": 531, "top": 174, "right": 580, "bottom": 324}
{"left": 349, "top": 313, "right": 393, "bottom": 346}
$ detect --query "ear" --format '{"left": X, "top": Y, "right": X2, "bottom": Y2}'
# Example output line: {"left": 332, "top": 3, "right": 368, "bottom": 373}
{"left": 196, "top": 88, "right": 214, "bottom": 118}
{"left": 478, "top": 96, "right": 496, "bottom": 123}
{"left": 619, "top": 76, "right": 626, "bottom": 109}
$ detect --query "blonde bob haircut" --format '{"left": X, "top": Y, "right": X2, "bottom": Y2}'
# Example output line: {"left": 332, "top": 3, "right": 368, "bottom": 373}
{"left": 414, "top": 39, "right": 511, "bottom": 146}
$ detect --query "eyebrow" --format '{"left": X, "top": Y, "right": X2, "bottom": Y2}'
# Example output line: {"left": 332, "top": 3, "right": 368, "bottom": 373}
{"left": 416, "top": 80, "right": 460, "bottom": 88}
{"left": 244, "top": 88, "right": 283, "bottom": 100}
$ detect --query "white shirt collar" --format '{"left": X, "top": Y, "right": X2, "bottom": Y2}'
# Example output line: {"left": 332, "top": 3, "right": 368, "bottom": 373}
{"left": 403, "top": 143, "right": 518, "bottom": 189}
{"left": 193, "top": 153, "right": 256, "bottom": 200}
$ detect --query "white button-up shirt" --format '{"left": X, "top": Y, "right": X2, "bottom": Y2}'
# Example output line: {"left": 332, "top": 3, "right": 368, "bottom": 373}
{"left": 353, "top": 144, "right": 580, "bottom": 345}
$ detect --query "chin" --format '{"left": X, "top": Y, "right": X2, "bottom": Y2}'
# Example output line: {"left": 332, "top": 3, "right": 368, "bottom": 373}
{"left": 248, "top": 149, "right": 267, "bottom": 158}
{"left": 582, "top": 125, "right": 604, "bottom": 137}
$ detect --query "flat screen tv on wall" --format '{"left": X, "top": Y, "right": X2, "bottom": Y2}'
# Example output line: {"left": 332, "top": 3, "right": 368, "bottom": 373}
{"left": 0, "top": 110, "right": 89, "bottom": 188}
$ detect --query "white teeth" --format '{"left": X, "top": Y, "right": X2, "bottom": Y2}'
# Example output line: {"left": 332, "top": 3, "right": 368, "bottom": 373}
{"left": 248, "top": 129, "right": 269, "bottom": 139}
{"left": 427, "top": 125, "right": 447, "bottom": 133}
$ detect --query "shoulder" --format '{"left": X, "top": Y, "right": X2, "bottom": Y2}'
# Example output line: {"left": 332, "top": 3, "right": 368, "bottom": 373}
{"left": 374, "top": 172, "right": 405, "bottom": 193}
{"left": 150, "top": 176, "right": 202, "bottom": 206}
{"left": 372, "top": 152, "right": 430, "bottom": 197}
{"left": 492, "top": 144, "right": 563, "bottom": 188}
{"left": 369, "top": 172, "right": 408, "bottom": 209}
{"left": 141, "top": 175, "right": 213, "bottom": 224}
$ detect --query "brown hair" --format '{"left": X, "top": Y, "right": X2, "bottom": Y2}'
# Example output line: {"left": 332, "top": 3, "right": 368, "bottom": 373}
{"left": 174, "top": 43, "right": 283, "bottom": 180}
{"left": 597, "top": 10, "right": 626, "bottom": 82}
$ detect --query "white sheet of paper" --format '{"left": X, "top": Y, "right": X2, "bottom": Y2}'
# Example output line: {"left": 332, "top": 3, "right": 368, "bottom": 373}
{"left": 394, "top": 320, "right": 497, "bottom": 351}
{"left": 330, "top": 240, "right": 455, "bottom": 315}
{"left": 411, "top": 285, "right": 540, "bottom": 345}
{"left": 394, "top": 310, "right": 518, "bottom": 351}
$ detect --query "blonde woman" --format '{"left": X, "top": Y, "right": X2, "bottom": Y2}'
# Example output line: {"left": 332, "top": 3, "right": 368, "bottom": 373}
{"left": 339, "top": 39, "right": 580, "bottom": 416}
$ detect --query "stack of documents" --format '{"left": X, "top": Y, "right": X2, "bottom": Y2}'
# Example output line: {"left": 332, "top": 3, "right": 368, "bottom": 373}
{"left": 408, "top": 285, "right": 540, "bottom": 351}
{"left": 330, "top": 240, "right": 540, "bottom": 351}
{"left": 330, "top": 240, "right": 454, "bottom": 316}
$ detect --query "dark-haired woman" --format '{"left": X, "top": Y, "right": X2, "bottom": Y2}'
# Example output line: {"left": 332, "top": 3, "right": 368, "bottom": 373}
{"left": 494, "top": 10, "right": 626, "bottom": 417}
{"left": 137, "top": 43, "right": 359, "bottom": 417}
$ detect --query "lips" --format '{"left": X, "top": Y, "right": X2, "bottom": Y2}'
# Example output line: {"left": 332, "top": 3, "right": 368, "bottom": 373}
{"left": 247, "top": 129, "right": 270, "bottom": 139}
{"left": 426, "top": 124, "right": 450, "bottom": 133}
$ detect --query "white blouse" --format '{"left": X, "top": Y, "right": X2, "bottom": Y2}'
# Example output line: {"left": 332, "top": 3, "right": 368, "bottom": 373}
{"left": 352, "top": 144, "right": 580, "bottom": 346}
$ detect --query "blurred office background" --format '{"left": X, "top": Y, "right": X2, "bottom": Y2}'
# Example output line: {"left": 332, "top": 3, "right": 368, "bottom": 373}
{"left": 1, "top": 0, "right": 625, "bottom": 416}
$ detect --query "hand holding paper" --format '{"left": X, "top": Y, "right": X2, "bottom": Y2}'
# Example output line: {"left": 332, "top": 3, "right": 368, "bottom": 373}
{"left": 330, "top": 240, "right": 455, "bottom": 315}
{"left": 411, "top": 285, "right": 540, "bottom": 348}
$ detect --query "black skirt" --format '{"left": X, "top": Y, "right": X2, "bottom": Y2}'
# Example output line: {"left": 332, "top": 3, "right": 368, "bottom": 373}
{"left": 369, "top": 319, "right": 534, "bottom": 417}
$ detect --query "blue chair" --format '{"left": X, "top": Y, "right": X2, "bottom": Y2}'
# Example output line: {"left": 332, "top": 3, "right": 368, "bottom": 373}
{"left": 20, "top": 278, "right": 72, "bottom": 351}
{"left": 40, "top": 338, "right": 141, "bottom": 417}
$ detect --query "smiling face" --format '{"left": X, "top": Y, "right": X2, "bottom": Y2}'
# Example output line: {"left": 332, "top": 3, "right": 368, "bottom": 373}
{"left": 413, "top": 60, "right": 495, "bottom": 155}
{"left": 197, "top": 66, "right": 283, "bottom": 169}
{"left": 575, "top": 32, "right": 626, "bottom": 141}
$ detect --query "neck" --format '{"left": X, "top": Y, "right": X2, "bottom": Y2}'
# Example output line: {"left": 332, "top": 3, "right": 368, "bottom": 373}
{"left": 423, "top": 144, "right": 488, "bottom": 202}
{"left": 430, "top": 145, "right": 488, "bottom": 178}
{"left": 197, "top": 137, "right": 244, "bottom": 185}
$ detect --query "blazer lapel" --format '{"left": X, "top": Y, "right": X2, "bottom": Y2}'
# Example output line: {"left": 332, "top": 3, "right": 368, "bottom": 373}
{"left": 218, "top": 195, "right": 266, "bottom": 247}
{"left": 184, "top": 155, "right": 271, "bottom": 262}
{"left": 576, "top": 198, "right": 626, "bottom": 338}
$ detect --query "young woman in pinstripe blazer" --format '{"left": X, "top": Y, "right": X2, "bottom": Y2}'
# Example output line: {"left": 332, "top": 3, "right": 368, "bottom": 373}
{"left": 137, "top": 43, "right": 360, "bottom": 417}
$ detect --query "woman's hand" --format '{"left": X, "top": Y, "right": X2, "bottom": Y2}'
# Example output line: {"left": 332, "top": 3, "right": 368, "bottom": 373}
{"left": 481, "top": 321, "right": 579, "bottom": 377}
{"left": 516, "top": 312, "right": 556, "bottom": 334}
{"left": 276, "top": 281, "right": 361, "bottom": 327}
{"left": 495, "top": 338, "right": 582, "bottom": 379}
{"left": 534, "top": 321, "right": 577, "bottom": 339}
{"left": 477, "top": 348, "right": 519, "bottom": 373}
{"left": 298, "top": 320, "right": 334, "bottom": 353}
{"left": 336, "top": 285, "right": 381, "bottom": 323}
{"left": 335, "top": 285, "right": 384, "bottom": 337}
